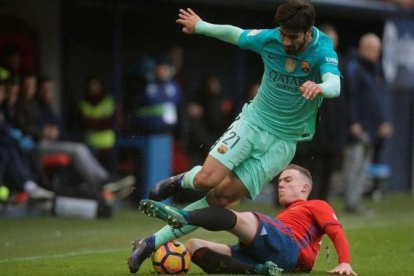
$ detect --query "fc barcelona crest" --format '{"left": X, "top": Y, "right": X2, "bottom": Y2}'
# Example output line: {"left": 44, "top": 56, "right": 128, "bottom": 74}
{"left": 301, "top": 61, "right": 310, "bottom": 72}
{"left": 285, "top": 58, "right": 296, "bottom": 73}
{"left": 217, "top": 145, "right": 228, "bottom": 154}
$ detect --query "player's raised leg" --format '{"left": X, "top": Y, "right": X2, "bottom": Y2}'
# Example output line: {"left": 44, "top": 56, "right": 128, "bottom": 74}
{"left": 148, "top": 172, "right": 187, "bottom": 201}
{"left": 139, "top": 199, "right": 189, "bottom": 228}
{"left": 149, "top": 153, "right": 232, "bottom": 202}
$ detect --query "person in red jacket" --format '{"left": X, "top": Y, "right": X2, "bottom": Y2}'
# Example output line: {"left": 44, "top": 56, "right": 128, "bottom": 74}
{"left": 138, "top": 164, "right": 357, "bottom": 275}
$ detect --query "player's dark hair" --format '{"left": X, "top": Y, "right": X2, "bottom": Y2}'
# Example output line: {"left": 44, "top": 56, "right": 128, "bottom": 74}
{"left": 284, "top": 164, "right": 313, "bottom": 185}
{"left": 275, "top": 0, "right": 315, "bottom": 33}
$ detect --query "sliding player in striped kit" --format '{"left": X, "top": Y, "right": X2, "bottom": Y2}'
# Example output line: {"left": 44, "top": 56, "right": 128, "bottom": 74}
{"left": 140, "top": 165, "right": 357, "bottom": 275}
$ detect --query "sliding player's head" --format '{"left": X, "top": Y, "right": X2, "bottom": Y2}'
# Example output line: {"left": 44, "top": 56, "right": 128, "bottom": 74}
{"left": 275, "top": 0, "right": 315, "bottom": 55}
{"left": 278, "top": 164, "right": 313, "bottom": 206}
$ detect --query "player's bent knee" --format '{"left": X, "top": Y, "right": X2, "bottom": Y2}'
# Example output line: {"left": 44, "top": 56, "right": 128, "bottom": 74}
{"left": 206, "top": 192, "right": 237, "bottom": 208}
{"left": 194, "top": 172, "right": 217, "bottom": 190}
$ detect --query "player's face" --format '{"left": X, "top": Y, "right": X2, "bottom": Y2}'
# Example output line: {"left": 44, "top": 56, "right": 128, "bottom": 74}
{"left": 278, "top": 169, "right": 308, "bottom": 206}
{"left": 279, "top": 27, "right": 311, "bottom": 55}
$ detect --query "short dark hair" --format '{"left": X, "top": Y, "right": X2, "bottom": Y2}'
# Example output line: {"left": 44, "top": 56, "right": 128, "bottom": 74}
{"left": 275, "top": 0, "right": 316, "bottom": 33}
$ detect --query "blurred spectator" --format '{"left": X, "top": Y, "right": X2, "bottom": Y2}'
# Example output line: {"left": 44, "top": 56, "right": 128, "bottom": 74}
{"left": 0, "top": 44, "right": 21, "bottom": 81}
{"left": 175, "top": 73, "right": 235, "bottom": 204}
{"left": 78, "top": 76, "right": 116, "bottom": 172}
{"left": 12, "top": 73, "right": 52, "bottom": 190}
{"left": 168, "top": 45, "right": 186, "bottom": 88}
{"left": 1, "top": 75, "right": 20, "bottom": 123}
{"left": 195, "top": 74, "right": 234, "bottom": 142}
{"left": 186, "top": 74, "right": 235, "bottom": 165}
{"left": 342, "top": 33, "right": 393, "bottom": 213}
{"left": 123, "top": 54, "right": 156, "bottom": 128}
{"left": 15, "top": 73, "right": 41, "bottom": 139}
{"left": 0, "top": 80, "right": 54, "bottom": 200}
{"left": 166, "top": 45, "right": 194, "bottom": 177}
{"left": 292, "top": 24, "right": 347, "bottom": 201}
{"left": 20, "top": 76, "right": 135, "bottom": 201}
{"left": 0, "top": 133, "right": 55, "bottom": 200}
{"left": 134, "top": 55, "right": 182, "bottom": 135}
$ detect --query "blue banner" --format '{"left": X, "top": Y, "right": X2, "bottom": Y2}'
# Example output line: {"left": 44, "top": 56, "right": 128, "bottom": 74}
{"left": 382, "top": 19, "right": 414, "bottom": 85}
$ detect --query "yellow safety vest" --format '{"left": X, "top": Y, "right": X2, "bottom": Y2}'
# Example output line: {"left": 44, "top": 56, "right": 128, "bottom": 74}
{"left": 0, "top": 66, "right": 10, "bottom": 81}
{"left": 79, "top": 96, "right": 116, "bottom": 149}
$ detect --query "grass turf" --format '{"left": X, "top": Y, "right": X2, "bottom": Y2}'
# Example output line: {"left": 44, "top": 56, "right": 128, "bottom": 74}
{"left": 1, "top": 193, "right": 414, "bottom": 275}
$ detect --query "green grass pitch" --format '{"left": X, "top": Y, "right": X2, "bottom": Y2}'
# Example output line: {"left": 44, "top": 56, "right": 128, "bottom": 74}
{"left": 1, "top": 193, "right": 414, "bottom": 275}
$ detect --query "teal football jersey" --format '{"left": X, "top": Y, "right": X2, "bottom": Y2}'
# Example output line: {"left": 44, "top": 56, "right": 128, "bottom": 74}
{"left": 238, "top": 27, "right": 340, "bottom": 142}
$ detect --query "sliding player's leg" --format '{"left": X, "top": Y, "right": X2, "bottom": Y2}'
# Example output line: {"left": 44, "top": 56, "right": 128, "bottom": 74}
{"left": 185, "top": 212, "right": 283, "bottom": 276}
{"left": 128, "top": 173, "right": 248, "bottom": 273}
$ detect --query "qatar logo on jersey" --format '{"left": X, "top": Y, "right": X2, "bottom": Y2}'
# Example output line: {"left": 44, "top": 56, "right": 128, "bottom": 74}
{"left": 247, "top": 29, "right": 263, "bottom": 36}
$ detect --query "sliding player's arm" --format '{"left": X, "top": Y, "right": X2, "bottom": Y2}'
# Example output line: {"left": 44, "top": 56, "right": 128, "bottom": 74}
{"left": 312, "top": 201, "right": 356, "bottom": 275}
{"left": 324, "top": 224, "right": 357, "bottom": 275}
{"left": 176, "top": 8, "right": 243, "bottom": 45}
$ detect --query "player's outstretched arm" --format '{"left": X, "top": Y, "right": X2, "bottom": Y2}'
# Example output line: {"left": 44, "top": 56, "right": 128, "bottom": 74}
{"left": 176, "top": 8, "right": 201, "bottom": 34}
{"left": 328, "top": 262, "right": 357, "bottom": 275}
{"left": 176, "top": 8, "right": 243, "bottom": 45}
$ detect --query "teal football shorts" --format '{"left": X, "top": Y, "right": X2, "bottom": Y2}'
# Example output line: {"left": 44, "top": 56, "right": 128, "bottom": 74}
{"left": 209, "top": 115, "right": 296, "bottom": 199}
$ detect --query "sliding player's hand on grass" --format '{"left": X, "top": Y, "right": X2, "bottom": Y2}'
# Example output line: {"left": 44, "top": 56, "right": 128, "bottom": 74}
{"left": 328, "top": 262, "right": 357, "bottom": 275}
{"left": 176, "top": 8, "right": 201, "bottom": 34}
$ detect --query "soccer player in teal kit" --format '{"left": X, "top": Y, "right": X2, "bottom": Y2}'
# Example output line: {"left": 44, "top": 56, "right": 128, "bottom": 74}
{"left": 128, "top": 1, "right": 341, "bottom": 273}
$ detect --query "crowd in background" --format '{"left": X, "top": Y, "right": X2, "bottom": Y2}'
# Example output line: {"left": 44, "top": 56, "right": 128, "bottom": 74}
{"left": 0, "top": 44, "right": 137, "bottom": 217}
{"left": 293, "top": 25, "right": 393, "bottom": 214}
{"left": 0, "top": 20, "right": 396, "bottom": 216}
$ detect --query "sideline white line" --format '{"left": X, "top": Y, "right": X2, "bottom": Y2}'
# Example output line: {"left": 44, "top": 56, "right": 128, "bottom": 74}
{"left": 0, "top": 247, "right": 128, "bottom": 264}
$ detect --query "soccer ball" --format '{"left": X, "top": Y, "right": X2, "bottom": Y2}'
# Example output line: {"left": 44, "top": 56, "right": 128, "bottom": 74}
{"left": 151, "top": 240, "right": 191, "bottom": 274}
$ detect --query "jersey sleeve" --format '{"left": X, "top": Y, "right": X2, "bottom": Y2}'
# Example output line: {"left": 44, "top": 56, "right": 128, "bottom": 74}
{"left": 195, "top": 21, "right": 243, "bottom": 45}
{"left": 311, "top": 200, "right": 341, "bottom": 229}
{"left": 325, "top": 224, "right": 351, "bottom": 264}
{"left": 238, "top": 29, "right": 269, "bottom": 54}
{"left": 310, "top": 200, "right": 351, "bottom": 264}
{"left": 317, "top": 38, "right": 341, "bottom": 76}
